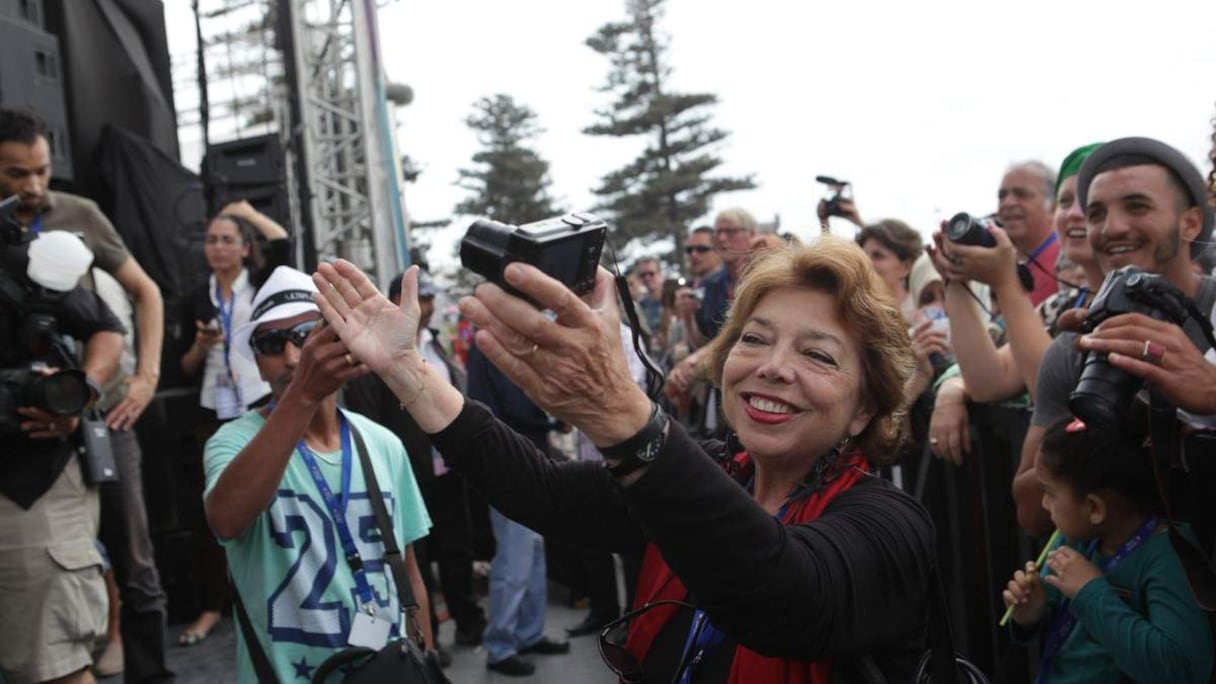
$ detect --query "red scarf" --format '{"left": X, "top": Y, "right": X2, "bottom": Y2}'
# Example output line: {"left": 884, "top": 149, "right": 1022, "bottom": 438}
{"left": 623, "top": 448, "right": 869, "bottom": 684}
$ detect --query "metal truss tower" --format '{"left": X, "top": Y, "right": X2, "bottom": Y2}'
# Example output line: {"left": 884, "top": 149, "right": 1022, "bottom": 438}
{"left": 282, "top": 0, "right": 407, "bottom": 284}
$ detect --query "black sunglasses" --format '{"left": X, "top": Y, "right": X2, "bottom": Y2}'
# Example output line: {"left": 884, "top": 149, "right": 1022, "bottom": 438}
{"left": 250, "top": 319, "right": 321, "bottom": 356}
{"left": 598, "top": 599, "right": 694, "bottom": 683}
{"left": 684, "top": 245, "right": 713, "bottom": 254}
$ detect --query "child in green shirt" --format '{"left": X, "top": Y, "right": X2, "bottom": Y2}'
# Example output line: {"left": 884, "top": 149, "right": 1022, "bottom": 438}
{"left": 1002, "top": 417, "right": 1212, "bottom": 683}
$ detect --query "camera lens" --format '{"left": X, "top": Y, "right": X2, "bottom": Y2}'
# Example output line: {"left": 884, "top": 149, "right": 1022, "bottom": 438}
{"left": 30, "top": 370, "right": 90, "bottom": 416}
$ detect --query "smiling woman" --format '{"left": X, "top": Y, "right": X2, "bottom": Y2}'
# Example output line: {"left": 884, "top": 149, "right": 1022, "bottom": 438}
{"left": 313, "top": 236, "right": 934, "bottom": 683}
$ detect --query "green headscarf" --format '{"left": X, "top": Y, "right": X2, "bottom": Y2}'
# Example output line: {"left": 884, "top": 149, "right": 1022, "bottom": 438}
{"left": 1056, "top": 142, "right": 1104, "bottom": 193}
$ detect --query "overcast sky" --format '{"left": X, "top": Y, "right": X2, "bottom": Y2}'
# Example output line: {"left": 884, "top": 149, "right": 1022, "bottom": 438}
{"left": 167, "top": 0, "right": 1216, "bottom": 266}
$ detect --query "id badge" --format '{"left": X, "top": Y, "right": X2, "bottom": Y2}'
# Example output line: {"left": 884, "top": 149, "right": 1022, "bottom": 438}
{"left": 213, "top": 380, "right": 243, "bottom": 421}
{"left": 347, "top": 606, "right": 392, "bottom": 650}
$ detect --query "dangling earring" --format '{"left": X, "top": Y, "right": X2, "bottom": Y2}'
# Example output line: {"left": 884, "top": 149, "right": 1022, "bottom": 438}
{"left": 832, "top": 435, "right": 852, "bottom": 458}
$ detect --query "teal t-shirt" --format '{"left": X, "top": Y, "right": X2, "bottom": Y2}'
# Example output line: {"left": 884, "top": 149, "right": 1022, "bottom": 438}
{"left": 1039, "top": 530, "right": 1214, "bottom": 684}
{"left": 204, "top": 409, "right": 432, "bottom": 684}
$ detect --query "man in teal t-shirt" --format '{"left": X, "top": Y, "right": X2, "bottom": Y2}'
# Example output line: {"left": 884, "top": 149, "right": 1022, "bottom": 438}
{"left": 203, "top": 266, "right": 433, "bottom": 683}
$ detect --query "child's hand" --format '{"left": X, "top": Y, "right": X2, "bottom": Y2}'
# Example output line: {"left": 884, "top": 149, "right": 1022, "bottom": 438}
{"left": 1003, "top": 561, "right": 1048, "bottom": 627}
{"left": 1044, "top": 547, "right": 1102, "bottom": 598}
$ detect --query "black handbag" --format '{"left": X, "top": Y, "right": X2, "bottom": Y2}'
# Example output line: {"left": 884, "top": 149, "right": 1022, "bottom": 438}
{"left": 233, "top": 423, "right": 451, "bottom": 684}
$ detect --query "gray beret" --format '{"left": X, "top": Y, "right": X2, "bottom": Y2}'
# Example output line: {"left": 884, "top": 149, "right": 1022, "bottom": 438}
{"left": 1077, "top": 136, "right": 1213, "bottom": 257}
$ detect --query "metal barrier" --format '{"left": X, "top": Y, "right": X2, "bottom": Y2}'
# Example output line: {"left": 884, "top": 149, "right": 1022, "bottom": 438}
{"left": 910, "top": 402, "right": 1037, "bottom": 681}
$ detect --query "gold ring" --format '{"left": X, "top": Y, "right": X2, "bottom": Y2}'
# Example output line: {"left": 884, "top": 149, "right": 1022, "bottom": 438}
{"left": 345, "top": 353, "right": 355, "bottom": 366}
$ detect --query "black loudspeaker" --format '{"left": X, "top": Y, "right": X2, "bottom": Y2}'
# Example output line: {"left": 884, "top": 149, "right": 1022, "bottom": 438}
{"left": 204, "top": 133, "right": 291, "bottom": 231}
{"left": 210, "top": 182, "right": 291, "bottom": 230}
{"left": 204, "top": 133, "right": 285, "bottom": 186}
{"left": 0, "top": 0, "right": 44, "bottom": 26}
{"left": 43, "top": 0, "right": 178, "bottom": 201}
{"left": 0, "top": 16, "right": 72, "bottom": 179}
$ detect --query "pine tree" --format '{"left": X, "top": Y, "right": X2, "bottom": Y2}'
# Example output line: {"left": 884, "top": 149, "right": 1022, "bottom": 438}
{"left": 455, "top": 94, "right": 559, "bottom": 224}
{"left": 448, "top": 94, "right": 560, "bottom": 295}
{"left": 585, "top": 0, "right": 755, "bottom": 254}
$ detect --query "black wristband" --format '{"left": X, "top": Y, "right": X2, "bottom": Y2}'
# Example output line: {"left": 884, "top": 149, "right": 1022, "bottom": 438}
{"left": 602, "top": 402, "right": 668, "bottom": 478}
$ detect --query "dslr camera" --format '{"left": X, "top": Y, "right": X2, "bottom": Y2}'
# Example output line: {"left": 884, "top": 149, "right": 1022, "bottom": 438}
{"left": 944, "top": 212, "right": 998, "bottom": 248}
{"left": 460, "top": 212, "right": 608, "bottom": 305}
{"left": 0, "top": 195, "right": 95, "bottom": 436}
{"left": 1069, "top": 266, "right": 1201, "bottom": 427}
{"left": 945, "top": 211, "right": 1035, "bottom": 292}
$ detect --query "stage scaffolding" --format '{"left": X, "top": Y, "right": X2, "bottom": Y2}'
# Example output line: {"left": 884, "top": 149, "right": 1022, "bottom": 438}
{"left": 174, "top": 0, "right": 408, "bottom": 283}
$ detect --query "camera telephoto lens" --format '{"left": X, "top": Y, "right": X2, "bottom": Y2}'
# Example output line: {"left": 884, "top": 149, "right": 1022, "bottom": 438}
{"left": 945, "top": 212, "right": 996, "bottom": 248}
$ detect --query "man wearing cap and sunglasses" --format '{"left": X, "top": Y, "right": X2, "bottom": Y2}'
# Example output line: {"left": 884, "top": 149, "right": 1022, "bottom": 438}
{"left": 1015, "top": 137, "right": 1216, "bottom": 537}
{"left": 202, "top": 266, "right": 435, "bottom": 683}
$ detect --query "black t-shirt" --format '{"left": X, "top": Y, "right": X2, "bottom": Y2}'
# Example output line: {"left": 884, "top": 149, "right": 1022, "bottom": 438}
{"left": 0, "top": 273, "right": 126, "bottom": 508}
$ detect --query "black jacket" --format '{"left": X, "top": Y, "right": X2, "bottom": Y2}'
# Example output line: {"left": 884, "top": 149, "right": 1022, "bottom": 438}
{"left": 429, "top": 399, "right": 935, "bottom": 682}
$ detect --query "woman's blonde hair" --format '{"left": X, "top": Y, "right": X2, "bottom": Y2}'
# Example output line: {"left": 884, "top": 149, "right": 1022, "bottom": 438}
{"left": 706, "top": 237, "right": 916, "bottom": 461}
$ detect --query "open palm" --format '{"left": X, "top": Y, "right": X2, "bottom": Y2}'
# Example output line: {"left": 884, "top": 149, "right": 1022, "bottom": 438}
{"left": 313, "top": 260, "right": 420, "bottom": 375}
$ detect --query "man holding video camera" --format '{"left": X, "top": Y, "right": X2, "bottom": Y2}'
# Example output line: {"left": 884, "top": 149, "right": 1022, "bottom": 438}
{"left": 0, "top": 228, "right": 126, "bottom": 684}
{"left": 0, "top": 108, "right": 171, "bottom": 681}
{"left": 1013, "top": 137, "right": 1216, "bottom": 536}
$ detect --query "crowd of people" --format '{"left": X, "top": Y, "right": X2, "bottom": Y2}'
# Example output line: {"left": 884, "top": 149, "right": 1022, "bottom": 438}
{"left": 2, "top": 94, "right": 1216, "bottom": 684}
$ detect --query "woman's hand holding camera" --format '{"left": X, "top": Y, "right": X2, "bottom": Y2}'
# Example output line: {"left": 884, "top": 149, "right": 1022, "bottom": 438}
{"left": 931, "top": 225, "right": 1019, "bottom": 289}
{"left": 1002, "top": 560, "right": 1048, "bottom": 627}
{"left": 459, "top": 263, "right": 652, "bottom": 447}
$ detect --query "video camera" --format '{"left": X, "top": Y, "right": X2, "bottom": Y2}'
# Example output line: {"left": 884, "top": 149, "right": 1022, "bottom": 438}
{"left": 815, "top": 175, "right": 852, "bottom": 218}
{"left": 0, "top": 195, "right": 94, "bottom": 436}
{"left": 459, "top": 212, "right": 608, "bottom": 306}
{"left": 1068, "top": 266, "right": 1209, "bottom": 428}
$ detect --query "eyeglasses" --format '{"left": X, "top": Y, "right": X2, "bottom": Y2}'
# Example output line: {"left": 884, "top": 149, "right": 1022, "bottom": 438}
{"left": 715, "top": 226, "right": 747, "bottom": 237}
{"left": 205, "top": 234, "right": 242, "bottom": 246}
{"left": 638, "top": 271, "right": 659, "bottom": 278}
{"left": 684, "top": 245, "right": 713, "bottom": 255}
{"left": 598, "top": 599, "right": 693, "bottom": 684}
{"left": 250, "top": 319, "right": 320, "bottom": 355}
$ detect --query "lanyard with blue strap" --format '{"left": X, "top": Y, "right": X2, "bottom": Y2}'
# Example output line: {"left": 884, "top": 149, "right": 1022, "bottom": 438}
{"left": 673, "top": 491, "right": 791, "bottom": 684}
{"left": 1026, "top": 231, "right": 1058, "bottom": 263}
{"left": 1034, "top": 516, "right": 1159, "bottom": 683}
{"left": 29, "top": 214, "right": 42, "bottom": 235}
{"left": 295, "top": 414, "right": 378, "bottom": 612}
{"left": 214, "top": 280, "right": 236, "bottom": 375}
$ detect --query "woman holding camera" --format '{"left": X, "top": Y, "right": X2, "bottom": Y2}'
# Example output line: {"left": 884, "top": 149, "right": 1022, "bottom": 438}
{"left": 176, "top": 201, "right": 289, "bottom": 645}
{"left": 315, "top": 237, "right": 934, "bottom": 682}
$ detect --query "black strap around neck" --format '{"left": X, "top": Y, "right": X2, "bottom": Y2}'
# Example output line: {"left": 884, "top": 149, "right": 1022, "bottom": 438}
{"left": 350, "top": 421, "right": 426, "bottom": 646}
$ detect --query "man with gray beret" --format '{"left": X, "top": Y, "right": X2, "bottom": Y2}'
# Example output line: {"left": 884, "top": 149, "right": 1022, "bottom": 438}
{"left": 1013, "top": 136, "right": 1216, "bottom": 536}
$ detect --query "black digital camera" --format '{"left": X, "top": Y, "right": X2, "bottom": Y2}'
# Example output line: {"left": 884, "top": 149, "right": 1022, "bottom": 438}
{"left": 1069, "top": 266, "right": 1199, "bottom": 428}
{"left": 459, "top": 212, "right": 608, "bottom": 306}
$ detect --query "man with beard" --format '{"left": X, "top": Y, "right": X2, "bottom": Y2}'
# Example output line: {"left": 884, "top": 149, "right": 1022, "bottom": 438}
{"left": 0, "top": 108, "right": 168, "bottom": 682}
{"left": 1012, "top": 137, "right": 1216, "bottom": 535}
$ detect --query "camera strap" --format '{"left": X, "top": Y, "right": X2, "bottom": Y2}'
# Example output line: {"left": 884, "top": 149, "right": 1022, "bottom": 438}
{"left": 1148, "top": 387, "right": 1216, "bottom": 611}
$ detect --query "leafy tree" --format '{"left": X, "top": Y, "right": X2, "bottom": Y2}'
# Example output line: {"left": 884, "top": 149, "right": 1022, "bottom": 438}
{"left": 455, "top": 94, "right": 559, "bottom": 223}
{"left": 585, "top": 0, "right": 755, "bottom": 254}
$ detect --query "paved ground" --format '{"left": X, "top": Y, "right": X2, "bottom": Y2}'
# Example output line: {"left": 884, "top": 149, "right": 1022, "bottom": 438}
{"left": 100, "top": 588, "right": 616, "bottom": 683}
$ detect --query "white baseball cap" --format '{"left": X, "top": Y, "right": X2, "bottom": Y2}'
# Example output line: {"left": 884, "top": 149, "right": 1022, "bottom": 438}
{"left": 231, "top": 266, "right": 319, "bottom": 364}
